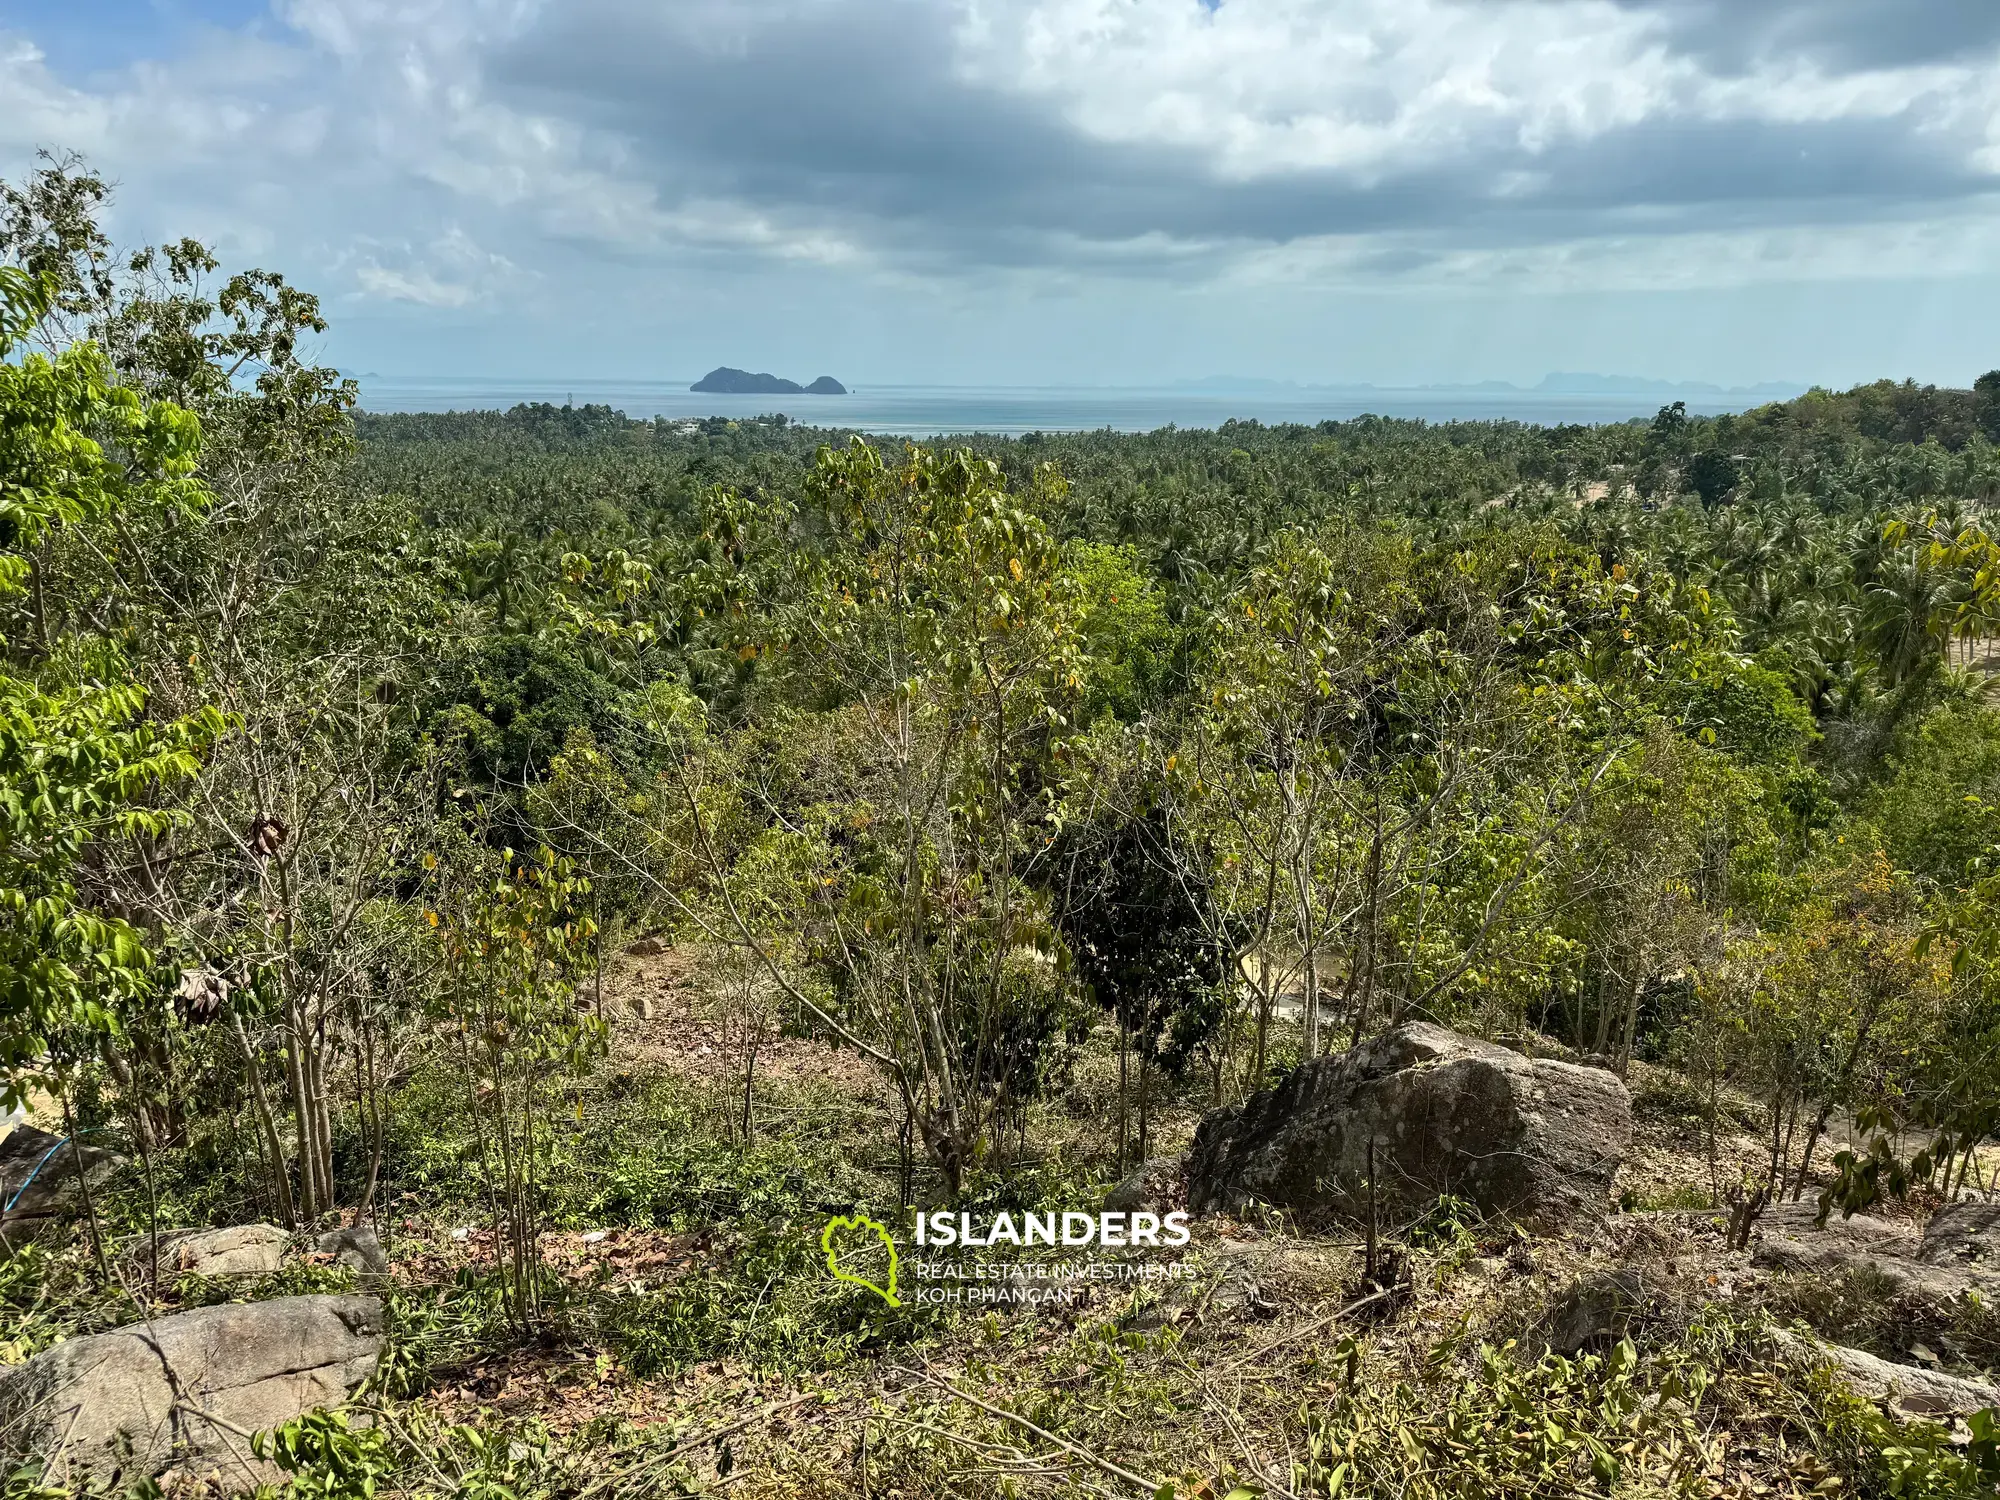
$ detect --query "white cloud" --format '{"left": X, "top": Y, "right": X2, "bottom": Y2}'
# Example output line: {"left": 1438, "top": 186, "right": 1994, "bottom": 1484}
{"left": 957, "top": 0, "right": 1689, "bottom": 178}
{"left": 950, "top": 0, "right": 2000, "bottom": 181}
{"left": 346, "top": 226, "right": 524, "bottom": 307}
{"left": 4, "top": 0, "right": 2000, "bottom": 325}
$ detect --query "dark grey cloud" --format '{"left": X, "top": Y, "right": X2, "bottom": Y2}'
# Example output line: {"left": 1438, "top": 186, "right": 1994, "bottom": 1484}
{"left": 1602, "top": 0, "right": 2000, "bottom": 73}
{"left": 489, "top": 0, "right": 2000, "bottom": 279}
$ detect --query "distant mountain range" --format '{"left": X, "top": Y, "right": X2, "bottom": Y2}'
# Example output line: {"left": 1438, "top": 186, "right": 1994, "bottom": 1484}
{"left": 691, "top": 366, "right": 846, "bottom": 395}
{"left": 1172, "top": 373, "right": 1805, "bottom": 398}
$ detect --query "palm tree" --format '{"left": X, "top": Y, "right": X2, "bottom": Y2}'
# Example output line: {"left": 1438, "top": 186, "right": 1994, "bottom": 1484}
{"left": 1862, "top": 550, "right": 1955, "bottom": 688}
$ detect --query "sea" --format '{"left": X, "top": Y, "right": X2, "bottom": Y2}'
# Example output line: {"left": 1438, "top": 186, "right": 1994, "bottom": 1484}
{"left": 354, "top": 376, "right": 1787, "bottom": 437}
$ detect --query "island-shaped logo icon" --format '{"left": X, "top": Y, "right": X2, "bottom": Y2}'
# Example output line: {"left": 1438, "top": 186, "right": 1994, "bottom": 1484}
{"left": 691, "top": 366, "right": 845, "bottom": 395}
{"left": 820, "top": 1213, "right": 900, "bottom": 1306}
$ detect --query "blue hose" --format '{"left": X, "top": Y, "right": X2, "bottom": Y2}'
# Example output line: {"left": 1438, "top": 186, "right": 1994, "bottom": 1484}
{"left": 3, "top": 1135, "right": 73, "bottom": 1216}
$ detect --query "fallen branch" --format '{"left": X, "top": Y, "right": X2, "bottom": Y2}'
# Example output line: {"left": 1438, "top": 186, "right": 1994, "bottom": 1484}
{"left": 899, "top": 1365, "right": 1165, "bottom": 1494}
{"left": 1212, "top": 1284, "right": 1395, "bottom": 1377}
{"left": 571, "top": 1390, "right": 823, "bottom": 1500}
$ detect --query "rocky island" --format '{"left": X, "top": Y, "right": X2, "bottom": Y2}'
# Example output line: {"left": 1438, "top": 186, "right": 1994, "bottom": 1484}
{"left": 690, "top": 366, "right": 846, "bottom": 395}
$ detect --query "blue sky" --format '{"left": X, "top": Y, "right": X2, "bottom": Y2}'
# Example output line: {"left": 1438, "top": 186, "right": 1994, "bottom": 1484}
{"left": 4, "top": 0, "right": 2000, "bottom": 388}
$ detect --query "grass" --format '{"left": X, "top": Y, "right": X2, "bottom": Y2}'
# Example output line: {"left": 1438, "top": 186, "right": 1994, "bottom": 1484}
{"left": 11, "top": 1000, "right": 2000, "bottom": 1499}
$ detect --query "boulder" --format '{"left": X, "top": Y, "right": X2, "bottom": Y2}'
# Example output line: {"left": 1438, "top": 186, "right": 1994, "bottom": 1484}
{"left": 1749, "top": 1201, "right": 2000, "bottom": 1303}
{"left": 0, "top": 1125, "right": 122, "bottom": 1253}
{"left": 151, "top": 1224, "right": 291, "bottom": 1278}
{"left": 315, "top": 1225, "right": 389, "bottom": 1277}
{"left": 0, "top": 1294, "right": 382, "bottom": 1485}
{"left": 1920, "top": 1196, "right": 2000, "bottom": 1270}
{"left": 1104, "top": 1157, "right": 1186, "bottom": 1215}
{"left": 1773, "top": 1329, "right": 2000, "bottom": 1418}
{"left": 1545, "top": 1269, "right": 1650, "bottom": 1354}
{"left": 1750, "top": 1200, "right": 1918, "bottom": 1273}
{"left": 1184, "top": 1023, "right": 1631, "bottom": 1231}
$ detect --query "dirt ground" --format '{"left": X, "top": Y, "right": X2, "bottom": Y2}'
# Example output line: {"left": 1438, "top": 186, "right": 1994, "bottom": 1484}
{"left": 353, "top": 943, "right": 1993, "bottom": 1498}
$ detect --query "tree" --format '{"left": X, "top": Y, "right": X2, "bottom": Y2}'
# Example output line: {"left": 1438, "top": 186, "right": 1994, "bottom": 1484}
{"left": 4, "top": 156, "right": 442, "bottom": 1229}
{"left": 1687, "top": 450, "right": 1739, "bottom": 510}
{"left": 544, "top": 442, "right": 1092, "bottom": 1194}
{"left": 0, "top": 264, "right": 223, "bottom": 1127}
{"left": 426, "top": 837, "right": 601, "bottom": 1331}
{"left": 1974, "top": 369, "right": 2000, "bottom": 443}
{"left": 1054, "top": 807, "right": 1231, "bottom": 1169}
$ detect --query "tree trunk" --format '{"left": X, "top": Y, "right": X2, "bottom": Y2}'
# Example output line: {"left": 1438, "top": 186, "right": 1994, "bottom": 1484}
{"left": 233, "top": 1012, "right": 296, "bottom": 1228}
{"left": 1116, "top": 1015, "right": 1130, "bottom": 1178}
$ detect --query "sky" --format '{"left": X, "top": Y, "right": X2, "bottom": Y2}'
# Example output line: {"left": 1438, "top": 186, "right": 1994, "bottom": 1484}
{"left": 4, "top": 0, "right": 2000, "bottom": 388}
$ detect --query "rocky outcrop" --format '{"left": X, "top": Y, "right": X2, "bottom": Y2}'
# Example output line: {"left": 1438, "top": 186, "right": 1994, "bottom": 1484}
{"left": 1750, "top": 1200, "right": 1917, "bottom": 1272}
{"left": 315, "top": 1225, "right": 389, "bottom": 1277}
{"left": 0, "top": 1294, "right": 382, "bottom": 1485}
{"left": 1920, "top": 1196, "right": 2000, "bottom": 1270}
{"left": 1546, "top": 1269, "right": 1652, "bottom": 1354}
{"left": 148, "top": 1225, "right": 291, "bottom": 1278}
{"left": 1104, "top": 1157, "right": 1186, "bottom": 1215}
{"left": 1, "top": 1125, "right": 122, "bottom": 1254}
{"left": 1773, "top": 1329, "right": 2000, "bottom": 1418}
{"left": 1751, "top": 1201, "right": 2000, "bottom": 1302}
{"left": 1185, "top": 1023, "right": 1631, "bottom": 1231}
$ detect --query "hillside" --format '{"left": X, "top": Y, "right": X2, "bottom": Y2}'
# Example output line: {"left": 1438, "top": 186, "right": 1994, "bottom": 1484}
{"left": 5, "top": 156, "right": 2000, "bottom": 1500}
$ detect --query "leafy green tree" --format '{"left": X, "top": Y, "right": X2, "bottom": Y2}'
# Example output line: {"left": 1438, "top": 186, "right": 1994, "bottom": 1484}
{"left": 0, "top": 267, "right": 222, "bottom": 1113}
{"left": 426, "top": 837, "right": 602, "bottom": 1330}
{"left": 1687, "top": 449, "right": 1739, "bottom": 510}
{"left": 1054, "top": 807, "right": 1231, "bottom": 1168}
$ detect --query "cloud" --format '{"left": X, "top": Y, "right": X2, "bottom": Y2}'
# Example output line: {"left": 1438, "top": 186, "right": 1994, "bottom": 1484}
{"left": 486, "top": 0, "right": 2000, "bottom": 282}
{"left": 348, "top": 227, "right": 524, "bottom": 307}
{"left": 4, "top": 0, "right": 2000, "bottom": 317}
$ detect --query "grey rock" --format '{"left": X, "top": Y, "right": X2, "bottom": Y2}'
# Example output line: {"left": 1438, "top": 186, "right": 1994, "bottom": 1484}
{"left": 1546, "top": 1270, "right": 1649, "bottom": 1354}
{"left": 1920, "top": 1196, "right": 2000, "bottom": 1270}
{"left": 1104, "top": 1157, "right": 1186, "bottom": 1215}
{"left": 1185, "top": 1023, "right": 1632, "bottom": 1232}
{"left": 315, "top": 1225, "right": 389, "bottom": 1277}
{"left": 150, "top": 1224, "right": 290, "bottom": 1278}
{"left": 1750, "top": 1201, "right": 1918, "bottom": 1273}
{"left": 0, "top": 1294, "right": 382, "bottom": 1484}
{"left": 0, "top": 1125, "right": 122, "bottom": 1253}
{"left": 1749, "top": 1202, "right": 2000, "bottom": 1302}
{"left": 1773, "top": 1329, "right": 2000, "bottom": 1418}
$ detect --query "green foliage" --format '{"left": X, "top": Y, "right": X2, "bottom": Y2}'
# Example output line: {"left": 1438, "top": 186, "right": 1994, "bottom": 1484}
{"left": 1819, "top": 1382, "right": 2000, "bottom": 1499}
{"left": 23, "top": 149, "right": 2000, "bottom": 1500}
{"left": 423, "top": 839, "right": 603, "bottom": 1328}
{"left": 0, "top": 1242, "right": 141, "bottom": 1365}
{"left": 0, "top": 266, "right": 225, "bottom": 1107}
{"left": 598, "top": 1220, "right": 896, "bottom": 1377}
{"left": 1865, "top": 701, "right": 2000, "bottom": 881}
{"left": 1066, "top": 541, "right": 1176, "bottom": 722}
{"left": 1291, "top": 1314, "right": 1993, "bottom": 1500}
{"left": 254, "top": 1409, "right": 401, "bottom": 1500}
{"left": 383, "top": 1061, "right": 862, "bottom": 1232}
{"left": 1666, "top": 652, "right": 1816, "bottom": 767}
{"left": 0, "top": 674, "right": 217, "bottom": 1103}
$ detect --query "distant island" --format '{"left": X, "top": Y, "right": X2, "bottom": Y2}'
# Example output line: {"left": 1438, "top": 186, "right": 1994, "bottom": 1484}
{"left": 691, "top": 366, "right": 846, "bottom": 395}
{"left": 1172, "top": 372, "right": 1804, "bottom": 399}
